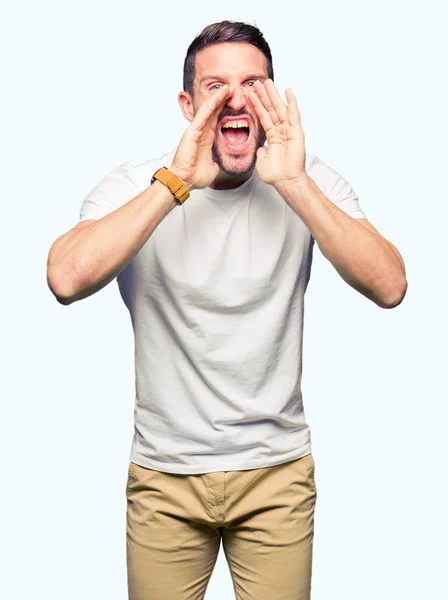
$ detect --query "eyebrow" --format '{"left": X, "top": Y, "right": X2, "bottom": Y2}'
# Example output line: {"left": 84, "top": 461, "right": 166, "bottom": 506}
{"left": 199, "top": 74, "right": 267, "bottom": 84}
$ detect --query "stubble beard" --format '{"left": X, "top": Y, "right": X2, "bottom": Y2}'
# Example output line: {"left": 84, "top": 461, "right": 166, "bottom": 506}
{"left": 211, "top": 127, "right": 267, "bottom": 177}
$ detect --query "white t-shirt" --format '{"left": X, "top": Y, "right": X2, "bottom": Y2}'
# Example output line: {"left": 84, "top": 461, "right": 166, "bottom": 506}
{"left": 79, "top": 148, "right": 366, "bottom": 474}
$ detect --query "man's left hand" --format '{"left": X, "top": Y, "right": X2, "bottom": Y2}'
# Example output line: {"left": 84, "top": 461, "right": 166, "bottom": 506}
{"left": 247, "top": 79, "right": 307, "bottom": 188}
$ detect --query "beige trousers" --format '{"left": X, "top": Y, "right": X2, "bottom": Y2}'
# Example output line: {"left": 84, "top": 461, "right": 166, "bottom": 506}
{"left": 126, "top": 452, "right": 317, "bottom": 599}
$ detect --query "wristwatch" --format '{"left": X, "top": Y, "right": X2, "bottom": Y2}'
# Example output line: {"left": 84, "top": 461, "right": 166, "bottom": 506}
{"left": 150, "top": 166, "right": 190, "bottom": 205}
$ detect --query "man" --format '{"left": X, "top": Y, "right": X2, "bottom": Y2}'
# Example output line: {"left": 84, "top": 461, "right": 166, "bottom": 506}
{"left": 47, "top": 20, "right": 407, "bottom": 600}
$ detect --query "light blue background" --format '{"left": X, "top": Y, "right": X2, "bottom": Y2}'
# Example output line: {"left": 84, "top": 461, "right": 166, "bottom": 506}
{"left": 1, "top": 0, "right": 446, "bottom": 598}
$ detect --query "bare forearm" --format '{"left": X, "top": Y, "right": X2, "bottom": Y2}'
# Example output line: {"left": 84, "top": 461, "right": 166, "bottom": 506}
{"left": 274, "top": 175, "right": 407, "bottom": 308}
{"left": 47, "top": 180, "right": 177, "bottom": 304}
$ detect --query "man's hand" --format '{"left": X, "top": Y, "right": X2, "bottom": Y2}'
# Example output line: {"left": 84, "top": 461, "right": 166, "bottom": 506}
{"left": 247, "top": 79, "right": 307, "bottom": 188}
{"left": 171, "top": 85, "right": 233, "bottom": 190}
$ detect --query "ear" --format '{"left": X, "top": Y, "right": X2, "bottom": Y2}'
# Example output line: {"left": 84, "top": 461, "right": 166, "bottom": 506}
{"left": 178, "top": 91, "right": 195, "bottom": 123}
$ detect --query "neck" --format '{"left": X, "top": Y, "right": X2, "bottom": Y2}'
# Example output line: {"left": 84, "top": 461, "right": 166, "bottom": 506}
{"left": 208, "top": 167, "right": 254, "bottom": 191}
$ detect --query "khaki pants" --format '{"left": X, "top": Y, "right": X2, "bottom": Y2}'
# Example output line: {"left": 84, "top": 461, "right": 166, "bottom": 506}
{"left": 126, "top": 453, "right": 317, "bottom": 599}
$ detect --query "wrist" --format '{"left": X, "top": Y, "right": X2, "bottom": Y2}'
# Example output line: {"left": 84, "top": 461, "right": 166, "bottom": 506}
{"left": 169, "top": 166, "right": 193, "bottom": 191}
{"left": 151, "top": 179, "right": 178, "bottom": 211}
{"left": 151, "top": 166, "right": 191, "bottom": 206}
{"left": 273, "top": 173, "right": 311, "bottom": 195}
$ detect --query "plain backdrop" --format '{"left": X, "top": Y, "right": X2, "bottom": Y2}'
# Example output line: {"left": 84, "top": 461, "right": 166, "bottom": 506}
{"left": 1, "top": 0, "right": 447, "bottom": 598}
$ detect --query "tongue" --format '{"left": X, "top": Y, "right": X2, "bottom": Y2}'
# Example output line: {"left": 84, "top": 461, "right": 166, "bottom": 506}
{"left": 222, "top": 128, "right": 249, "bottom": 146}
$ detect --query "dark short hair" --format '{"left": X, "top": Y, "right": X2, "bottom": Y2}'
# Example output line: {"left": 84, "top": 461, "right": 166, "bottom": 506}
{"left": 183, "top": 20, "right": 274, "bottom": 98}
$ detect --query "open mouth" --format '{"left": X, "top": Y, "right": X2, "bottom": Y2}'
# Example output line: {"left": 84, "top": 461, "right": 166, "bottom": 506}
{"left": 220, "top": 120, "right": 251, "bottom": 152}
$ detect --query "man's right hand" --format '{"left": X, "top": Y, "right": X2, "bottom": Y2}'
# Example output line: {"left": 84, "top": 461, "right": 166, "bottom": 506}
{"left": 170, "top": 85, "right": 233, "bottom": 191}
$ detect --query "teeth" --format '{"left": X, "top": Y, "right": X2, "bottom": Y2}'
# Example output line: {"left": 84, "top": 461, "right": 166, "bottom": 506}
{"left": 222, "top": 120, "right": 249, "bottom": 129}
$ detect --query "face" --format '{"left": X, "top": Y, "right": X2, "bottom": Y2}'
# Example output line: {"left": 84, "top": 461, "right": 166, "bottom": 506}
{"left": 181, "top": 42, "right": 269, "bottom": 178}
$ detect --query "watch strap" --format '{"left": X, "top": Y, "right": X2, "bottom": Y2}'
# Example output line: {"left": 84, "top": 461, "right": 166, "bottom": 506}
{"left": 151, "top": 167, "right": 190, "bottom": 205}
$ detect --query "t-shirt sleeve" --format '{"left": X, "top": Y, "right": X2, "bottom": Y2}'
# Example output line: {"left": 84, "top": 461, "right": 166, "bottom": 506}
{"left": 78, "top": 162, "right": 145, "bottom": 222}
{"left": 306, "top": 154, "right": 367, "bottom": 220}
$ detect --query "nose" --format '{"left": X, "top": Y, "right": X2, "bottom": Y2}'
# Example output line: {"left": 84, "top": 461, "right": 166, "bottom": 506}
{"left": 225, "top": 86, "right": 249, "bottom": 112}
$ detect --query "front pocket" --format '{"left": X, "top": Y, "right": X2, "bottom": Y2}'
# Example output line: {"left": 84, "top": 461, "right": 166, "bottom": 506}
{"left": 126, "top": 462, "right": 138, "bottom": 496}
{"left": 297, "top": 453, "right": 316, "bottom": 493}
{"left": 307, "top": 453, "right": 316, "bottom": 493}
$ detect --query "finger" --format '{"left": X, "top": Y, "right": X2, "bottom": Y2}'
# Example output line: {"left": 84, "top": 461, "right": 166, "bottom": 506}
{"left": 252, "top": 79, "right": 281, "bottom": 126}
{"left": 247, "top": 86, "right": 275, "bottom": 133}
{"left": 208, "top": 109, "right": 222, "bottom": 135}
{"left": 208, "top": 90, "right": 233, "bottom": 132}
{"left": 191, "top": 85, "right": 231, "bottom": 131}
{"left": 265, "top": 79, "right": 289, "bottom": 124}
{"left": 285, "top": 88, "right": 302, "bottom": 128}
